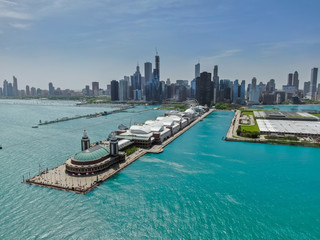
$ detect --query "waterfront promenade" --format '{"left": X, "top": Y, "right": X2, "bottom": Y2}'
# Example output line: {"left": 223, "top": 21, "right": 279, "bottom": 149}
{"left": 25, "top": 109, "right": 214, "bottom": 194}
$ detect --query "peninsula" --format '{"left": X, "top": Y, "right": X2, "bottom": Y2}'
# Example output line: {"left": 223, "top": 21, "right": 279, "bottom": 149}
{"left": 226, "top": 109, "right": 320, "bottom": 147}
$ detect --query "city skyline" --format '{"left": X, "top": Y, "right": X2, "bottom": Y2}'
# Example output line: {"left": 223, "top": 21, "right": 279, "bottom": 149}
{"left": 0, "top": 0, "right": 320, "bottom": 89}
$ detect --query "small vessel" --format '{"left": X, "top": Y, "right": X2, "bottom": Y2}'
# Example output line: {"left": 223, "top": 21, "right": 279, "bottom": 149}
{"left": 0, "top": 145, "right": 2, "bottom": 149}
{"left": 32, "top": 126, "right": 39, "bottom": 128}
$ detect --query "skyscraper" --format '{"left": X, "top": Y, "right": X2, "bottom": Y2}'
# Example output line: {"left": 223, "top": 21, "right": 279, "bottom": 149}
{"left": 92, "top": 82, "right": 99, "bottom": 96}
{"left": 240, "top": 80, "right": 246, "bottom": 105}
{"left": 232, "top": 80, "right": 239, "bottom": 104}
{"left": 155, "top": 51, "right": 160, "bottom": 81}
{"left": 304, "top": 81, "right": 310, "bottom": 97}
{"left": 131, "top": 64, "right": 142, "bottom": 91}
{"left": 287, "top": 73, "right": 293, "bottom": 86}
{"left": 110, "top": 80, "right": 119, "bottom": 101}
{"left": 195, "top": 63, "right": 200, "bottom": 78}
{"left": 13, "top": 76, "right": 18, "bottom": 97}
{"left": 196, "top": 72, "right": 212, "bottom": 106}
{"left": 85, "top": 85, "right": 90, "bottom": 96}
{"left": 310, "top": 68, "right": 318, "bottom": 99}
{"left": 293, "top": 71, "right": 299, "bottom": 90}
{"left": 213, "top": 65, "right": 219, "bottom": 104}
{"left": 26, "top": 85, "right": 30, "bottom": 96}
{"left": 144, "top": 62, "right": 152, "bottom": 84}
{"left": 49, "top": 82, "right": 54, "bottom": 95}
{"left": 119, "top": 79, "right": 128, "bottom": 102}
{"left": 3, "top": 80, "right": 8, "bottom": 96}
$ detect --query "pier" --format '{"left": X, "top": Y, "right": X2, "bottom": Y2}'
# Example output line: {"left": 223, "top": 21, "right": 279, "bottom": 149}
{"left": 38, "top": 106, "right": 132, "bottom": 126}
{"left": 25, "top": 109, "right": 214, "bottom": 194}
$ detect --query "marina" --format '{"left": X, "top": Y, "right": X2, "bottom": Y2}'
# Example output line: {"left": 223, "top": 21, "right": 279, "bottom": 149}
{"left": 25, "top": 108, "right": 214, "bottom": 194}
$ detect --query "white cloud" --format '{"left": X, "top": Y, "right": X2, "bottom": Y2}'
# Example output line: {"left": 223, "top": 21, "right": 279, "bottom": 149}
{"left": 202, "top": 49, "right": 242, "bottom": 62}
{"left": 10, "top": 23, "right": 30, "bottom": 29}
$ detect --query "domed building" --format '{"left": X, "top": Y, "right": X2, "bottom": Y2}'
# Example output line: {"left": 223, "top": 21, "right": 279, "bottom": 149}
{"left": 65, "top": 131, "right": 125, "bottom": 175}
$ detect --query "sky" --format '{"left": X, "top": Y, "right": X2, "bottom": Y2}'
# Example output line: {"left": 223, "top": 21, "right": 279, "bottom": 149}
{"left": 0, "top": 0, "right": 320, "bottom": 90}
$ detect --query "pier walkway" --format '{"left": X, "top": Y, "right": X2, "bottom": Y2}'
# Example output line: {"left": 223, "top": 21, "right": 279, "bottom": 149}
{"left": 25, "top": 109, "right": 214, "bottom": 194}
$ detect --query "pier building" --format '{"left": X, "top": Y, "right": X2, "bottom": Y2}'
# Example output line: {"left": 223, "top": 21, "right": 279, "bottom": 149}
{"left": 65, "top": 131, "right": 125, "bottom": 175}
{"left": 116, "top": 107, "right": 203, "bottom": 147}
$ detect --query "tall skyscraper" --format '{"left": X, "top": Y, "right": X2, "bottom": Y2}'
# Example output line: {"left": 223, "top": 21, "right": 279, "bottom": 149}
{"left": 304, "top": 81, "right": 311, "bottom": 97}
{"left": 144, "top": 62, "right": 152, "bottom": 84}
{"left": 196, "top": 72, "right": 212, "bottom": 106}
{"left": 248, "top": 77, "right": 259, "bottom": 104}
{"left": 293, "top": 71, "right": 299, "bottom": 90}
{"left": 195, "top": 63, "right": 200, "bottom": 78}
{"left": 92, "top": 82, "right": 99, "bottom": 96}
{"left": 26, "top": 85, "right": 30, "bottom": 96}
{"left": 110, "top": 80, "right": 119, "bottom": 101}
{"left": 310, "top": 68, "right": 318, "bottom": 99}
{"left": 287, "top": 73, "right": 293, "bottom": 86}
{"left": 119, "top": 79, "right": 128, "bottom": 102}
{"left": 49, "top": 82, "right": 54, "bottom": 95}
{"left": 232, "top": 80, "right": 239, "bottom": 104}
{"left": 213, "top": 65, "right": 219, "bottom": 104}
{"left": 3, "top": 80, "right": 8, "bottom": 96}
{"left": 131, "top": 64, "right": 142, "bottom": 91}
{"left": 155, "top": 51, "right": 160, "bottom": 81}
{"left": 13, "top": 76, "right": 18, "bottom": 97}
{"left": 240, "top": 80, "right": 246, "bottom": 105}
{"left": 85, "top": 85, "right": 90, "bottom": 96}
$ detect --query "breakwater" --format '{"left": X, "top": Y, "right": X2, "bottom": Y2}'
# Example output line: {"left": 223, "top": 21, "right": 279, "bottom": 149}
{"left": 38, "top": 106, "right": 132, "bottom": 126}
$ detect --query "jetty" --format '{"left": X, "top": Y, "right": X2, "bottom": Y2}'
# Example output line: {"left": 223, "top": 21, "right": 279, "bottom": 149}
{"left": 25, "top": 109, "right": 214, "bottom": 194}
{"left": 38, "top": 106, "right": 132, "bottom": 126}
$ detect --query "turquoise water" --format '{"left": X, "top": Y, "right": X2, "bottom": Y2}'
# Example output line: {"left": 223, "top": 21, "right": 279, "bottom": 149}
{"left": 0, "top": 100, "right": 320, "bottom": 239}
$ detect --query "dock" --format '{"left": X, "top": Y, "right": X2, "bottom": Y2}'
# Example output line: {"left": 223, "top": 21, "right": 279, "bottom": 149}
{"left": 25, "top": 109, "right": 214, "bottom": 194}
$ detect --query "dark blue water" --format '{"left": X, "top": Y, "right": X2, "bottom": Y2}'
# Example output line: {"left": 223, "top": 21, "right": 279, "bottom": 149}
{"left": 0, "top": 100, "right": 319, "bottom": 239}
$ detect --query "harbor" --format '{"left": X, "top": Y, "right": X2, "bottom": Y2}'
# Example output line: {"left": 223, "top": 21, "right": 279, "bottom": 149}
{"left": 25, "top": 108, "right": 214, "bottom": 194}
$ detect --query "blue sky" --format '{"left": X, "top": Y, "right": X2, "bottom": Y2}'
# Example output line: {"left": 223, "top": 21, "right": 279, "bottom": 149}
{"left": 0, "top": 0, "right": 319, "bottom": 90}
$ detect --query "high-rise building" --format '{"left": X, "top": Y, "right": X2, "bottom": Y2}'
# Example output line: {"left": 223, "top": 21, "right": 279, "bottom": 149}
{"left": 310, "top": 68, "right": 318, "bottom": 99}
{"left": 232, "top": 80, "right": 239, "bottom": 104}
{"left": 92, "top": 81, "right": 99, "bottom": 96}
{"left": 144, "top": 62, "right": 152, "bottom": 84}
{"left": 0, "top": 87, "right": 2, "bottom": 96}
{"left": 119, "top": 79, "right": 128, "bottom": 102}
{"left": 85, "top": 85, "right": 90, "bottom": 96}
{"left": 287, "top": 73, "right": 293, "bottom": 86}
{"left": 304, "top": 81, "right": 311, "bottom": 97}
{"left": 110, "top": 80, "right": 119, "bottom": 101}
{"left": 49, "top": 82, "right": 54, "bottom": 95}
{"left": 266, "top": 79, "right": 276, "bottom": 92}
{"left": 213, "top": 65, "right": 219, "bottom": 104}
{"left": 13, "top": 76, "right": 18, "bottom": 97}
{"left": 155, "top": 51, "right": 160, "bottom": 81}
{"left": 131, "top": 64, "right": 142, "bottom": 91}
{"left": 195, "top": 63, "right": 200, "bottom": 78}
{"left": 248, "top": 77, "right": 259, "bottom": 104}
{"left": 7, "top": 83, "right": 13, "bottom": 96}
{"left": 3, "top": 80, "right": 8, "bottom": 96}
{"left": 26, "top": 85, "right": 30, "bottom": 96}
{"left": 196, "top": 72, "right": 212, "bottom": 106}
{"left": 293, "top": 71, "right": 299, "bottom": 90}
{"left": 30, "top": 87, "right": 36, "bottom": 96}
{"left": 240, "top": 80, "right": 246, "bottom": 105}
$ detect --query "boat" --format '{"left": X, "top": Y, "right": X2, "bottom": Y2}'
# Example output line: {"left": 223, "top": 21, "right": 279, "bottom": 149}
{"left": 0, "top": 145, "right": 2, "bottom": 149}
{"left": 32, "top": 126, "right": 39, "bottom": 128}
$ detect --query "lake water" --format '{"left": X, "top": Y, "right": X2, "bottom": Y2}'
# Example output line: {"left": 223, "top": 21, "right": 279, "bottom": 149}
{"left": 0, "top": 100, "right": 319, "bottom": 239}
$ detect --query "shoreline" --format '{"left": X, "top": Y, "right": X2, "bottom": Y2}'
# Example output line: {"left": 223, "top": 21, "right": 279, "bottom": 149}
{"left": 225, "top": 110, "right": 320, "bottom": 148}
